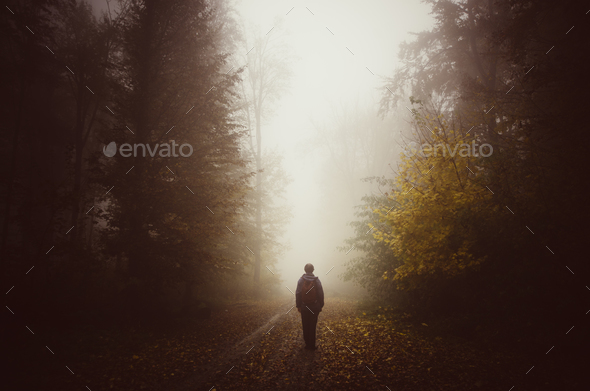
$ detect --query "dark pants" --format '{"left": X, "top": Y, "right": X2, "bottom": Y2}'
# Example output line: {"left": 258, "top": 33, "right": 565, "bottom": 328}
{"left": 301, "top": 305, "right": 319, "bottom": 348}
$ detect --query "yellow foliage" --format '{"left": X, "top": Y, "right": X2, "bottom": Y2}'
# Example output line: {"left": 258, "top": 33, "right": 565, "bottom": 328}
{"left": 372, "top": 114, "right": 491, "bottom": 289}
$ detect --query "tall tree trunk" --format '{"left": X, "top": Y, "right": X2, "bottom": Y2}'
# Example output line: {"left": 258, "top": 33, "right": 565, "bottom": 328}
{"left": 0, "top": 76, "right": 25, "bottom": 285}
{"left": 70, "top": 81, "right": 85, "bottom": 244}
{"left": 253, "top": 105, "right": 262, "bottom": 296}
{"left": 127, "top": 0, "right": 154, "bottom": 283}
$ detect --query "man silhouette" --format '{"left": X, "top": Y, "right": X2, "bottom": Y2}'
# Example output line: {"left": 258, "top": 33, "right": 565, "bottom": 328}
{"left": 296, "top": 263, "right": 325, "bottom": 350}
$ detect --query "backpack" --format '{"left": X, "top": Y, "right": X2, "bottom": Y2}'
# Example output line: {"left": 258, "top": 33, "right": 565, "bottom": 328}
{"left": 301, "top": 278, "right": 317, "bottom": 305}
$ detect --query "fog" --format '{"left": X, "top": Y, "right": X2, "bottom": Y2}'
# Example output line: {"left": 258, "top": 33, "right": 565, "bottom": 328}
{"left": 234, "top": 0, "right": 434, "bottom": 293}
{"left": 5, "top": 0, "right": 588, "bottom": 388}
{"left": 83, "top": 0, "right": 434, "bottom": 294}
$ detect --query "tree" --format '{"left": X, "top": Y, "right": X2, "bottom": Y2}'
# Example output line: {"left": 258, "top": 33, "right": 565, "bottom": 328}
{"left": 375, "top": 0, "right": 590, "bottom": 333}
{"left": 97, "top": 0, "right": 248, "bottom": 309}
{"left": 339, "top": 176, "right": 401, "bottom": 301}
{"left": 51, "top": 0, "right": 117, "bottom": 246}
{"left": 240, "top": 149, "right": 292, "bottom": 296}
{"left": 239, "top": 20, "right": 292, "bottom": 293}
{"left": 371, "top": 106, "right": 493, "bottom": 290}
{"left": 0, "top": 0, "right": 68, "bottom": 290}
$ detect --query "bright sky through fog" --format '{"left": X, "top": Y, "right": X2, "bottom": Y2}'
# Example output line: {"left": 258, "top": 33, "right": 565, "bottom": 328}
{"left": 236, "top": 0, "right": 433, "bottom": 126}
{"left": 234, "top": 0, "right": 434, "bottom": 288}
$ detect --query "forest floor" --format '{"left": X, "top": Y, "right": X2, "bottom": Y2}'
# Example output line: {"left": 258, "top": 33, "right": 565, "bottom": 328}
{"left": 6, "top": 296, "right": 587, "bottom": 390}
{"left": 164, "top": 297, "right": 525, "bottom": 391}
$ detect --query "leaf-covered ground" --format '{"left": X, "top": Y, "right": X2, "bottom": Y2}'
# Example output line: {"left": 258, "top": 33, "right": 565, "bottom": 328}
{"left": 8, "top": 297, "right": 585, "bottom": 390}
{"left": 173, "top": 298, "right": 527, "bottom": 391}
{"left": 6, "top": 299, "right": 285, "bottom": 390}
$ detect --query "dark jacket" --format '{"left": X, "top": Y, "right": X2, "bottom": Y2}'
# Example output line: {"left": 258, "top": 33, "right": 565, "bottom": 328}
{"left": 296, "top": 273, "right": 324, "bottom": 312}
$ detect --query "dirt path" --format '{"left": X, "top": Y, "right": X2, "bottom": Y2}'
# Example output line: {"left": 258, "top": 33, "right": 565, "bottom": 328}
{"left": 163, "top": 297, "right": 360, "bottom": 391}
{"left": 155, "top": 297, "right": 533, "bottom": 391}
{"left": 159, "top": 297, "right": 294, "bottom": 390}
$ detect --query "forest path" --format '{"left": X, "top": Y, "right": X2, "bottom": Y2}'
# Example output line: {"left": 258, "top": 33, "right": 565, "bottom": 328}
{"left": 158, "top": 296, "right": 543, "bottom": 391}
{"left": 163, "top": 297, "right": 360, "bottom": 391}
{"left": 43, "top": 292, "right": 573, "bottom": 391}
{"left": 10, "top": 294, "right": 574, "bottom": 390}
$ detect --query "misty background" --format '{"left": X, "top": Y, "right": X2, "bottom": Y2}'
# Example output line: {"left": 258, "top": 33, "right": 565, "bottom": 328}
{"left": 232, "top": 0, "right": 433, "bottom": 290}
{"left": 3, "top": 0, "right": 590, "bottom": 389}
{"left": 86, "top": 0, "right": 435, "bottom": 292}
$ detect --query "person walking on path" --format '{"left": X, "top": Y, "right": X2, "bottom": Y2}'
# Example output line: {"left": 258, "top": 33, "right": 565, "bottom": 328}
{"left": 296, "top": 263, "right": 325, "bottom": 350}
